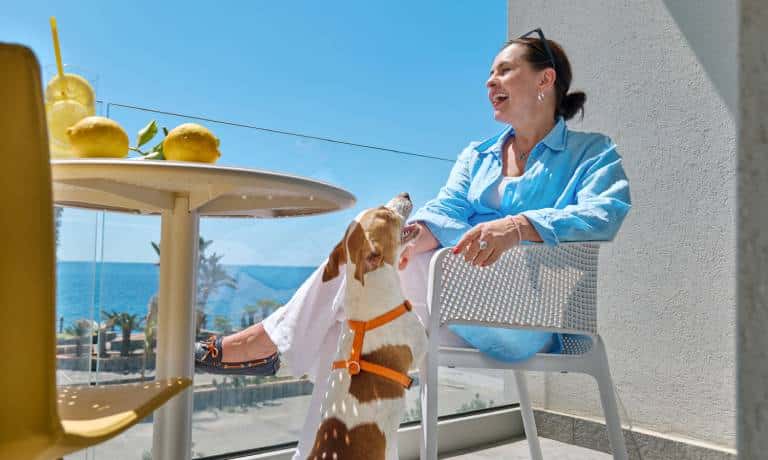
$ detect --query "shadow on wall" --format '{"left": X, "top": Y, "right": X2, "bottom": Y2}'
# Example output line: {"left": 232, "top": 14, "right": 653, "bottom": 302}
{"left": 662, "top": 0, "right": 738, "bottom": 115}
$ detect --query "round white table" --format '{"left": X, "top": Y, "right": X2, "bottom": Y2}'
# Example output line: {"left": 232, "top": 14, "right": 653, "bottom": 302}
{"left": 51, "top": 159, "right": 356, "bottom": 460}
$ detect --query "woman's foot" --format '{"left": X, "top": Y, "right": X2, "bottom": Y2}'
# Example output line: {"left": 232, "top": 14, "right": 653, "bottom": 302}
{"left": 221, "top": 323, "right": 278, "bottom": 362}
{"left": 194, "top": 323, "right": 280, "bottom": 375}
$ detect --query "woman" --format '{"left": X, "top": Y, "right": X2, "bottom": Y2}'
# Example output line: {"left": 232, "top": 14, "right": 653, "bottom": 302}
{"left": 195, "top": 31, "right": 630, "bottom": 457}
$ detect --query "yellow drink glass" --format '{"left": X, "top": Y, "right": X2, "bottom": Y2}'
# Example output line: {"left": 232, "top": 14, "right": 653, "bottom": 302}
{"left": 44, "top": 65, "right": 97, "bottom": 158}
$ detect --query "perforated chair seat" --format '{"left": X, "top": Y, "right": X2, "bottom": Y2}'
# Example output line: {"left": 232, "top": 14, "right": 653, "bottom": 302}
{"left": 58, "top": 379, "right": 189, "bottom": 439}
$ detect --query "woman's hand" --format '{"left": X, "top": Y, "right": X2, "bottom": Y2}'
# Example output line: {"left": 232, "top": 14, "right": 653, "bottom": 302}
{"left": 399, "top": 243, "right": 416, "bottom": 271}
{"left": 453, "top": 216, "right": 527, "bottom": 267}
{"left": 398, "top": 222, "right": 438, "bottom": 270}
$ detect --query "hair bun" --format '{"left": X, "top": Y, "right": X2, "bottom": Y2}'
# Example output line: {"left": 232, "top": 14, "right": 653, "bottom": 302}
{"left": 559, "top": 91, "right": 586, "bottom": 121}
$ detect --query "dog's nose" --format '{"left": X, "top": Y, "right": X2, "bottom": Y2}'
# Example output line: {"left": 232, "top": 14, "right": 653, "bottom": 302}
{"left": 398, "top": 192, "right": 411, "bottom": 201}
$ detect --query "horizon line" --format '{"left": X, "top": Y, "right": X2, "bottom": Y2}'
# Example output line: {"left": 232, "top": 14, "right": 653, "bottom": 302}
{"left": 57, "top": 259, "right": 319, "bottom": 269}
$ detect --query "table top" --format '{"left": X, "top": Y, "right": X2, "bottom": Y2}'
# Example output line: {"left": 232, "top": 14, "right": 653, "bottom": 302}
{"left": 51, "top": 159, "right": 356, "bottom": 218}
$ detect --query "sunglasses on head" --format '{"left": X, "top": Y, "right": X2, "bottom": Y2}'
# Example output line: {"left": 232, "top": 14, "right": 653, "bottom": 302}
{"left": 517, "top": 28, "right": 557, "bottom": 74}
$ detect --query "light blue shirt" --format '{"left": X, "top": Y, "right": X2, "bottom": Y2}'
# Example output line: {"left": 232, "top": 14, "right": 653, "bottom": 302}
{"left": 410, "top": 117, "right": 631, "bottom": 246}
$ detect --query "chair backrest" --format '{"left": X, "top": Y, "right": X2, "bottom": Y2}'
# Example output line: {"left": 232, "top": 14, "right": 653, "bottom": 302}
{"left": 0, "top": 43, "right": 64, "bottom": 453}
{"left": 430, "top": 243, "right": 601, "bottom": 338}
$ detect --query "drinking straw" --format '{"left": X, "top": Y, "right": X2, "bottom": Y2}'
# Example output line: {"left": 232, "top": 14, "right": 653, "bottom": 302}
{"left": 49, "top": 16, "right": 67, "bottom": 96}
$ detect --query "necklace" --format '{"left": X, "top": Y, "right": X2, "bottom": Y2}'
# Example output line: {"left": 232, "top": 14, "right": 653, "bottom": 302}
{"left": 510, "top": 138, "right": 530, "bottom": 161}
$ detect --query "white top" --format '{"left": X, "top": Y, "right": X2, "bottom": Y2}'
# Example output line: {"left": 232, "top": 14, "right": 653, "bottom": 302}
{"left": 51, "top": 159, "right": 356, "bottom": 218}
{"left": 486, "top": 175, "right": 520, "bottom": 210}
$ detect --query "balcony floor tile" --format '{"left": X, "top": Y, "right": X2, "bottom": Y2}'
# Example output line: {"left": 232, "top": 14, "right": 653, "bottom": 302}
{"left": 442, "top": 437, "right": 612, "bottom": 459}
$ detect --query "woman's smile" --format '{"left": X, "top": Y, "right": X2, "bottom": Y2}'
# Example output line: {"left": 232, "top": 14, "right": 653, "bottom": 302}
{"left": 490, "top": 91, "right": 509, "bottom": 109}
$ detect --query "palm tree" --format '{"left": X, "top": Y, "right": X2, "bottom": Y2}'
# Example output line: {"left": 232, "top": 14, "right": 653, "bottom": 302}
{"left": 257, "top": 299, "right": 281, "bottom": 321}
{"left": 150, "top": 237, "right": 238, "bottom": 337}
{"left": 103, "top": 311, "right": 143, "bottom": 357}
{"left": 142, "top": 295, "right": 159, "bottom": 378}
{"left": 65, "top": 319, "right": 92, "bottom": 357}
{"left": 213, "top": 315, "right": 233, "bottom": 335}
{"left": 197, "top": 251, "right": 237, "bottom": 334}
{"left": 241, "top": 304, "right": 260, "bottom": 328}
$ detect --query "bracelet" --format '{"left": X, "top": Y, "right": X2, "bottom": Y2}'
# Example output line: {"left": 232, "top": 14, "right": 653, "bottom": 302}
{"left": 507, "top": 216, "right": 524, "bottom": 243}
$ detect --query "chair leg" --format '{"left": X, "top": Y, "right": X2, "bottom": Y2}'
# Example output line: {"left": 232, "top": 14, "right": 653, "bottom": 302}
{"left": 514, "top": 370, "right": 543, "bottom": 460}
{"left": 420, "top": 340, "right": 439, "bottom": 460}
{"left": 591, "top": 337, "right": 629, "bottom": 460}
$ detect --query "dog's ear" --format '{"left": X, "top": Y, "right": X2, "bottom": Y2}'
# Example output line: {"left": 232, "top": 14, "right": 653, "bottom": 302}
{"left": 323, "top": 220, "right": 380, "bottom": 286}
{"left": 322, "top": 224, "right": 352, "bottom": 282}
{"left": 322, "top": 239, "right": 346, "bottom": 282}
{"left": 346, "top": 222, "right": 370, "bottom": 286}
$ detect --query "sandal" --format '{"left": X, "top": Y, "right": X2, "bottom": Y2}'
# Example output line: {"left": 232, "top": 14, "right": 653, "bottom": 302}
{"left": 194, "top": 335, "right": 280, "bottom": 376}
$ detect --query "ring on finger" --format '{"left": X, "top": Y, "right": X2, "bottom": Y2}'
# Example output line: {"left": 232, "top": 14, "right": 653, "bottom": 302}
{"left": 478, "top": 240, "right": 489, "bottom": 250}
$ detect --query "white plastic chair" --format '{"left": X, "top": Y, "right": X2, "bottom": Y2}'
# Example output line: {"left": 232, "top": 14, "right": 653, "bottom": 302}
{"left": 419, "top": 243, "right": 628, "bottom": 460}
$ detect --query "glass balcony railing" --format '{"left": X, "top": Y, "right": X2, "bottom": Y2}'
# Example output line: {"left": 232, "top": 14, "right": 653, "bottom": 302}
{"left": 56, "top": 103, "right": 519, "bottom": 459}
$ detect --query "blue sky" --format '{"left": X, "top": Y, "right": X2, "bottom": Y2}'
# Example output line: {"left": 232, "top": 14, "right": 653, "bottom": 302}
{"left": 4, "top": 1, "right": 509, "bottom": 265}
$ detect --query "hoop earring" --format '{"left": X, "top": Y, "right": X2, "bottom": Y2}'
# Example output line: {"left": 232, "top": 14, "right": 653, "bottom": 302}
{"left": 537, "top": 92, "right": 544, "bottom": 102}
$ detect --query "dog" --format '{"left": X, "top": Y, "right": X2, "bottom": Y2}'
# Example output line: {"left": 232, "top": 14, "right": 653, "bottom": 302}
{"left": 307, "top": 192, "right": 427, "bottom": 460}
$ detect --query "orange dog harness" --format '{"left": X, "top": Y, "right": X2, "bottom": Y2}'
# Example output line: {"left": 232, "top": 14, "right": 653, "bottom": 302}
{"left": 332, "top": 300, "right": 414, "bottom": 389}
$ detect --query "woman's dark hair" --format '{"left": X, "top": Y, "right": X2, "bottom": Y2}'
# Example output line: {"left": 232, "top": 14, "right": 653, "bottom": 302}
{"left": 502, "top": 37, "right": 586, "bottom": 121}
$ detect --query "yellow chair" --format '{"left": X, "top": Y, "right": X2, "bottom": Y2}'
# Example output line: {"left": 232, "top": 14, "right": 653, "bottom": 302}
{"left": 0, "top": 43, "right": 191, "bottom": 460}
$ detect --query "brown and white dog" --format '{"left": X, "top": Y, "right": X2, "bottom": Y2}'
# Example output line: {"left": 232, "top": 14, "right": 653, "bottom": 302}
{"left": 307, "top": 192, "right": 427, "bottom": 460}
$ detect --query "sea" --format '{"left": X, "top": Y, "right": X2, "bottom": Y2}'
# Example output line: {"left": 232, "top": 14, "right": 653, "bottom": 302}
{"left": 56, "top": 261, "right": 316, "bottom": 331}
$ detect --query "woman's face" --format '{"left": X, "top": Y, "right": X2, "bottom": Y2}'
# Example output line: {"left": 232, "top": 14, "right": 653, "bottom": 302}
{"left": 486, "top": 44, "right": 550, "bottom": 124}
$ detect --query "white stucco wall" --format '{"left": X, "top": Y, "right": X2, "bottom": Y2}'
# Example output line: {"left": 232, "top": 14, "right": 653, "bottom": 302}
{"left": 507, "top": 0, "right": 737, "bottom": 448}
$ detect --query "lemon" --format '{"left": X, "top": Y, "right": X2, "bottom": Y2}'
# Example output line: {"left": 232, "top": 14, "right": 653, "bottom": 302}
{"left": 45, "top": 73, "right": 95, "bottom": 109}
{"left": 163, "top": 123, "right": 221, "bottom": 163}
{"left": 66, "top": 116, "right": 129, "bottom": 158}
{"left": 47, "top": 100, "right": 91, "bottom": 158}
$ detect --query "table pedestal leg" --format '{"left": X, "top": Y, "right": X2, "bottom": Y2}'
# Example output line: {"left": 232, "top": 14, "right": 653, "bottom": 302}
{"left": 152, "top": 195, "right": 199, "bottom": 460}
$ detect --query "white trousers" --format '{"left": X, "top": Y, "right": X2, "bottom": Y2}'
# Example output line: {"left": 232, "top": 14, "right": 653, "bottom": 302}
{"left": 262, "top": 249, "right": 467, "bottom": 459}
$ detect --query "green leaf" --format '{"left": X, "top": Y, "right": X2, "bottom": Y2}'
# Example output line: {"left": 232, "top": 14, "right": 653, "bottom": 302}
{"left": 137, "top": 120, "right": 158, "bottom": 148}
{"left": 144, "top": 141, "right": 165, "bottom": 160}
{"left": 162, "top": 127, "right": 169, "bottom": 136}
{"left": 144, "top": 150, "right": 164, "bottom": 160}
